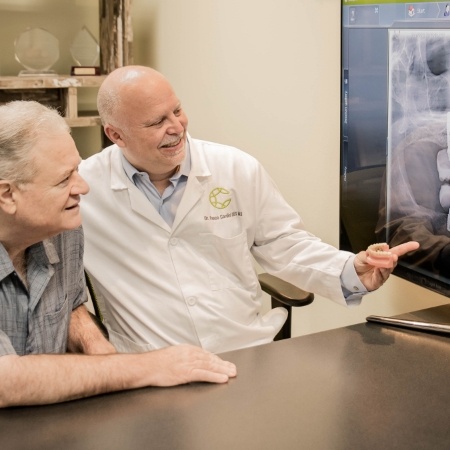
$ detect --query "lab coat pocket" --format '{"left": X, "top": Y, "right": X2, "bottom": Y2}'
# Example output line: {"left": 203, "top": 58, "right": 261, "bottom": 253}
{"left": 108, "top": 329, "right": 156, "bottom": 354}
{"left": 199, "top": 230, "right": 257, "bottom": 291}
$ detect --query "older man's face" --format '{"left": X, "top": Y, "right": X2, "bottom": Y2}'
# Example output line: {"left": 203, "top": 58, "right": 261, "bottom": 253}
{"left": 109, "top": 76, "right": 189, "bottom": 178}
{"left": 14, "top": 132, "right": 89, "bottom": 241}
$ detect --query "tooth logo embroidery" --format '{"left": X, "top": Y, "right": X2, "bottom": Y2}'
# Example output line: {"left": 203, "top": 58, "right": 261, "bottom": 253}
{"left": 209, "top": 187, "right": 231, "bottom": 209}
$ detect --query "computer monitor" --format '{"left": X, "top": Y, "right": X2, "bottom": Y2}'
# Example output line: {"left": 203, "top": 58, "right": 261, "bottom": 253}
{"left": 340, "top": 0, "right": 450, "bottom": 297}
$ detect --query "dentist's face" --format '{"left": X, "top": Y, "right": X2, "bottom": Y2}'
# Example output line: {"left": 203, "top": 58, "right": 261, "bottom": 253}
{"left": 106, "top": 76, "right": 189, "bottom": 178}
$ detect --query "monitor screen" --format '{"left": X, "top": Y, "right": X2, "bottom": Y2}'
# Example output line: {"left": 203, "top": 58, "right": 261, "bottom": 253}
{"left": 340, "top": 0, "right": 450, "bottom": 297}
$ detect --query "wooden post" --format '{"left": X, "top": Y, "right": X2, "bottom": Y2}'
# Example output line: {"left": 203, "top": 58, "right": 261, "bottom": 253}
{"left": 66, "top": 86, "right": 78, "bottom": 120}
{"left": 99, "top": 0, "right": 133, "bottom": 74}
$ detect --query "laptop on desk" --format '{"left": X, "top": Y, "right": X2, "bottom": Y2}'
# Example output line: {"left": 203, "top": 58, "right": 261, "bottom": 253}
{"left": 367, "top": 304, "right": 450, "bottom": 335}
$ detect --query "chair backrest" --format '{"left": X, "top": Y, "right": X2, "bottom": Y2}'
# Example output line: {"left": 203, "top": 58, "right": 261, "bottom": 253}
{"left": 85, "top": 271, "right": 103, "bottom": 321}
{"left": 85, "top": 271, "right": 108, "bottom": 338}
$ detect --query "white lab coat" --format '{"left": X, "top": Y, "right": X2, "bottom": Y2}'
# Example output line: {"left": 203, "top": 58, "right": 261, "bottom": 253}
{"left": 79, "top": 137, "right": 353, "bottom": 353}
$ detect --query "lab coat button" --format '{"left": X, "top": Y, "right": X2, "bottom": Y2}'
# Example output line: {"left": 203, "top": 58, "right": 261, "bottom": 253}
{"left": 170, "top": 238, "right": 178, "bottom": 246}
{"left": 187, "top": 296, "right": 197, "bottom": 306}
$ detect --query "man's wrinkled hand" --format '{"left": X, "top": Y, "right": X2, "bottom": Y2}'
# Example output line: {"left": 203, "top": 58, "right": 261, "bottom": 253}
{"left": 145, "top": 344, "right": 237, "bottom": 386}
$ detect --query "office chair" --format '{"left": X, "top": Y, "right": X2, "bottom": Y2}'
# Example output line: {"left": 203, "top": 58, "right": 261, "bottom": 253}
{"left": 85, "top": 272, "right": 109, "bottom": 339}
{"left": 85, "top": 272, "right": 314, "bottom": 342}
{"left": 258, "top": 273, "right": 314, "bottom": 340}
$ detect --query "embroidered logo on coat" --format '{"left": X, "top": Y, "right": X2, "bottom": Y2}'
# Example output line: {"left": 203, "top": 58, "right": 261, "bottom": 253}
{"left": 209, "top": 187, "right": 231, "bottom": 209}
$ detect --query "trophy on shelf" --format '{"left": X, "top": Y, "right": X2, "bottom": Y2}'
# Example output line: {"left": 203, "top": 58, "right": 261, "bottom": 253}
{"left": 70, "top": 26, "right": 100, "bottom": 76}
{"left": 14, "top": 27, "right": 59, "bottom": 76}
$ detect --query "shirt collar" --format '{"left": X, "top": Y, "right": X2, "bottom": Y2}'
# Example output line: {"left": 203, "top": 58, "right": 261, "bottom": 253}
{"left": 0, "top": 238, "right": 58, "bottom": 282}
{"left": 0, "top": 243, "right": 14, "bottom": 281}
{"left": 121, "top": 140, "right": 191, "bottom": 183}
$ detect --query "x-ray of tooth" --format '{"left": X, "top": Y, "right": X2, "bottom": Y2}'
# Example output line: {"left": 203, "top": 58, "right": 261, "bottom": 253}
{"left": 389, "top": 29, "right": 450, "bottom": 141}
{"left": 377, "top": 29, "right": 450, "bottom": 277}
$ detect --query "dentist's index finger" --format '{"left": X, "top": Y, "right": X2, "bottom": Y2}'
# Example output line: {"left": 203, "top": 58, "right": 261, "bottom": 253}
{"left": 389, "top": 241, "right": 420, "bottom": 257}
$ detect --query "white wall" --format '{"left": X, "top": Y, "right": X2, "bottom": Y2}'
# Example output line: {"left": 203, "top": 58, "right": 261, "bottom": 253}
{"left": 131, "top": 0, "right": 449, "bottom": 336}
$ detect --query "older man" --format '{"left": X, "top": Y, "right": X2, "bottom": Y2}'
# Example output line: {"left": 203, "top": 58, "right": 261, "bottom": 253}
{"left": 79, "top": 66, "right": 419, "bottom": 354}
{"left": 0, "top": 101, "right": 236, "bottom": 408}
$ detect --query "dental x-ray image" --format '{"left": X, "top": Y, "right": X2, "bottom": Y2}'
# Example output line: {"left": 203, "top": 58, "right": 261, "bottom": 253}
{"left": 377, "top": 29, "right": 450, "bottom": 278}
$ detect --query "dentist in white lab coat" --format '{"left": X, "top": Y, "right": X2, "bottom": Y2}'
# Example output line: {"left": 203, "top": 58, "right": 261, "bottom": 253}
{"left": 79, "top": 66, "right": 419, "bottom": 354}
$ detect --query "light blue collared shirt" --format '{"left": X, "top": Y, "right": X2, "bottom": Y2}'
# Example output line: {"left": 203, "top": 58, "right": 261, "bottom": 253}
{"left": 121, "top": 144, "right": 191, "bottom": 227}
{"left": 341, "top": 255, "right": 368, "bottom": 305}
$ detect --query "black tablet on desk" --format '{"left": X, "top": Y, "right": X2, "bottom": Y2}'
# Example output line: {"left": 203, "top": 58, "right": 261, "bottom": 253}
{"left": 367, "top": 304, "right": 450, "bottom": 335}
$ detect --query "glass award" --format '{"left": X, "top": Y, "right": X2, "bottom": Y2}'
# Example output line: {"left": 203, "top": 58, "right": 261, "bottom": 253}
{"left": 15, "top": 28, "right": 59, "bottom": 76}
{"left": 70, "top": 26, "right": 100, "bottom": 76}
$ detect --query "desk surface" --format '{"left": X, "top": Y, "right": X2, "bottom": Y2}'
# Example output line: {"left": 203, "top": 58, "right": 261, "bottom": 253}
{"left": 2, "top": 305, "right": 450, "bottom": 450}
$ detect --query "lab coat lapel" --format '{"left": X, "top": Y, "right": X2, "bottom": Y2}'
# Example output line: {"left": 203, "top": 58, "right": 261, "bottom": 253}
{"left": 128, "top": 184, "right": 171, "bottom": 231}
{"left": 171, "top": 175, "right": 205, "bottom": 231}
{"left": 172, "top": 139, "right": 210, "bottom": 231}
{"left": 110, "top": 150, "right": 171, "bottom": 232}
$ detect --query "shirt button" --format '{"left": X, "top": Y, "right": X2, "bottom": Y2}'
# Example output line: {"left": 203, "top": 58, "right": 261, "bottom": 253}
{"left": 170, "top": 238, "right": 178, "bottom": 246}
{"left": 353, "top": 286, "right": 360, "bottom": 291}
{"left": 187, "top": 296, "right": 197, "bottom": 306}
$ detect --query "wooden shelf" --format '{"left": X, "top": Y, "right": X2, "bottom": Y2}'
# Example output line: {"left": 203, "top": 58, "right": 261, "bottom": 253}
{"left": 0, "top": 1, "right": 132, "bottom": 137}
{"left": 0, "top": 75, "right": 106, "bottom": 128}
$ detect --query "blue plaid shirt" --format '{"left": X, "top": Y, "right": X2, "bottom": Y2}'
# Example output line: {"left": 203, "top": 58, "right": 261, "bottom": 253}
{"left": 0, "top": 228, "right": 87, "bottom": 356}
